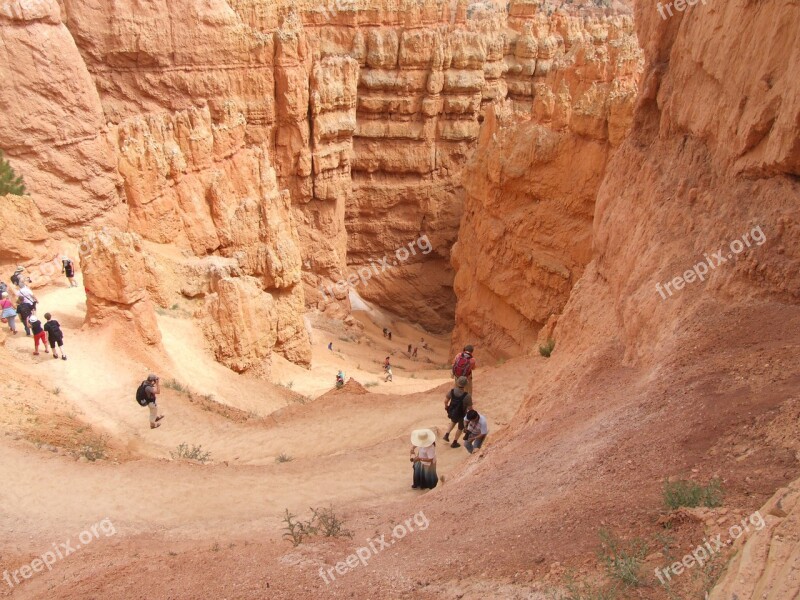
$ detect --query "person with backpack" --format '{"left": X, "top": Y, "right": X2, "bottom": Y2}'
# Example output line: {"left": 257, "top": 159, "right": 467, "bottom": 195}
{"left": 136, "top": 374, "right": 165, "bottom": 429}
{"left": 42, "top": 313, "right": 66, "bottom": 360}
{"left": 29, "top": 312, "right": 48, "bottom": 355}
{"left": 409, "top": 429, "right": 438, "bottom": 489}
{"left": 443, "top": 376, "right": 473, "bottom": 448}
{"left": 16, "top": 296, "right": 32, "bottom": 336}
{"left": 10, "top": 267, "right": 25, "bottom": 287}
{"left": 463, "top": 409, "right": 489, "bottom": 454}
{"left": 451, "top": 344, "right": 476, "bottom": 393}
{"left": 62, "top": 256, "right": 78, "bottom": 287}
{"left": 1, "top": 292, "right": 18, "bottom": 334}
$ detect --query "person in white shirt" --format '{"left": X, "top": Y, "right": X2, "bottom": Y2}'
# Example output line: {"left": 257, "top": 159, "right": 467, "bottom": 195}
{"left": 410, "top": 429, "right": 438, "bottom": 489}
{"left": 463, "top": 410, "right": 489, "bottom": 454}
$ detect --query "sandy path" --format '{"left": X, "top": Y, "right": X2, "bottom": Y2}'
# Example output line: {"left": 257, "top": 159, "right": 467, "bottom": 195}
{"left": 0, "top": 278, "right": 531, "bottom": 555}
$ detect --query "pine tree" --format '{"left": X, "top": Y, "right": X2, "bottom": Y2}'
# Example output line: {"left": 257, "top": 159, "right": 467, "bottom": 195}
{"left": 0, "top": 150, "right": 26, "bottom": 196}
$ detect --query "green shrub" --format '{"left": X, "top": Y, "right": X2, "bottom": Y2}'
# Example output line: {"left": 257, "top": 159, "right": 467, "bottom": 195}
{"left": 539, "top": 339, "right": 556, "bottom": 357}
{"left": 597, "top": 529, "right": 648, "bottom": 587}
{"left": 663, "top": 478, "right": 724, "bottom": 509}
{"left": 0, "top": 150, "right": 26, "bottom": 196}
{"left": 171, "top": 443, "right": 211, "bottom": 463}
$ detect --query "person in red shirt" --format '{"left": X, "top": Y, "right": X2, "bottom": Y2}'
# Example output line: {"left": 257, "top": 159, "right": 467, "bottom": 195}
{"left": 451, "top": 344, "right": 476, "bottom": 394}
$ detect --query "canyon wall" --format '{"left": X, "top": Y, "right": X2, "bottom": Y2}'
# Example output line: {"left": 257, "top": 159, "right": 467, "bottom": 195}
{"left": 0, "top": 0, "right": 640, "bottom": 370}
{"left": 452, "top": 10, "right": 641, "bottom": 356}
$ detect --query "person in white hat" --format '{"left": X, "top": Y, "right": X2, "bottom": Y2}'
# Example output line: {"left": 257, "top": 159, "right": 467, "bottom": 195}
{"left": 409, "top": 429, "right": 438, "bottom": 490}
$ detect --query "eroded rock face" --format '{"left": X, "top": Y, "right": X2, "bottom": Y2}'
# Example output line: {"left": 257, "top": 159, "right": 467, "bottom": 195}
{"left": 709, "top": 480, "right": 800, "bottom": 600}
{"left": 452, "top": 13, "right": 641, "bottom": 356}
{"left": 80, "top": 230, "right": 162, "bottom": 346}
{"left": 0, "top": 1, "right": 124, "bottom": 232}
{"left": 0, "top": 0, "right": 641, "bottom": 369}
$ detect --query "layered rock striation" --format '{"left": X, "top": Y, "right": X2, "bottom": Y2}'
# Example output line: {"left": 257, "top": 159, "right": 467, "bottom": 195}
{"left": 0, "top": 0, "right": 640, "bottom": 368}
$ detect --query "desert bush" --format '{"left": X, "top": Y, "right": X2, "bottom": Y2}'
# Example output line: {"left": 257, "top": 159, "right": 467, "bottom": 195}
{"left": 311, "top": 506, "right": 352, "bottom": 538}
{"left": 663, "top": 478, "right": 723, "bottom": 510}
{"left": 0, "top": 150, "right": 26, "bottom": 196}
{"left": 171, "top": 443, "right": 211, "bottom": 463}
{"left": 281, "top": 506, "right": 350, "bottom": 546}
{"left": 539, "top": 339, "right": 556, "bottom": 357}
{"left": 164, "top": 379, "right": 190, "bottom": 394}
{"left": 275, "top": 453, "right": 293, "bottom": 463}
{"left": 282, "top": 509, "right": 318, "bottom": 546}
{"left": 597, "top": 529, "right": 648, "bottom": 587}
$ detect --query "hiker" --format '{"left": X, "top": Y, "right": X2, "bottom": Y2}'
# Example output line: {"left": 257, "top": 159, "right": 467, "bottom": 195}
{"left": 336, "top": 370, "right": 345, "bottom": 388}
{"left": 62, "top": 256, "right": 78, "bottom": 287}
{"left": 407, "top": 343, "right": 412, "bottom": 354}
{"left": 137, "top": 374, "right": 164, "bottom": 429}
{"left": 463, "top": 409, "right": 489, "bottom": 454}
{"left": 451, "top": 344, "right": 476, "bottom": 393}
{"left": 15, "top": 282, "right": 37, "bottom": 310}
{"left": 327, "top": 341, "right": 333, "bottom": 351}
{"left": 29, "top": 312, "right": 48, "bottom": 355}
{"left": 410, "top": 429, "right": 438, "bottom": 489}
{"left": 42, "top": 313, "right": 67, "bottom": 360}
{"left": 16, "top": 296, "right": 32, "bottom": 336}
{"left": 1, "top": 292, "right": 18, "bottom": 334}
{"left": 382, "top": 327, "right": 388, "bottom": 338}
{"left": 412, "top": 346, "right": 418, "bottom": 358}
{"left": 0, "top": 281, "right": 7, "bottom": 297}
{"left": 384, "top": 357, "right": 393, "bottom": 382}
{"left": 10, "top": 266, "right": 25, "bottom": 287}
{"left": 388, "top": 330, "right": 392, "bottom": 341}
{"left": 443, "top": 376, "right": 472, "bottom": 448}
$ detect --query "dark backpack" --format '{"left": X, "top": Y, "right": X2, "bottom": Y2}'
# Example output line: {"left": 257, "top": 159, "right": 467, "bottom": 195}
{"left": 447, "top": 389, "right": 469, "bottom": 419}
{"left": 135, "top": 381, "right": 150, "bottom": 407}
{"left": 452, "top": 352, "right": 473, "bottom": 377}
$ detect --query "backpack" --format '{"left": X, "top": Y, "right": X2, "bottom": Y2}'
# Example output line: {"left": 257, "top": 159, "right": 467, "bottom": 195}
{"left": 135, "top": 381, "right": 151, "bottom": 407}
{"left": 452, "top": 352, "right": 473, "bottom": 377}
{"left": 447, "top": 389, "right": 469, "bottom": 419}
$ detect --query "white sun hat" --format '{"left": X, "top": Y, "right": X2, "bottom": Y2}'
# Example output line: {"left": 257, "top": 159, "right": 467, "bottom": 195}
{"left": 410, "top": 429, "right": 436, "bottom": 448}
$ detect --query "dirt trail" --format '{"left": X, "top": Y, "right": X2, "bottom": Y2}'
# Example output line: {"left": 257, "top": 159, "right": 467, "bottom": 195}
{"left": 0, "top": 278, "right": 533, "bottom": 572}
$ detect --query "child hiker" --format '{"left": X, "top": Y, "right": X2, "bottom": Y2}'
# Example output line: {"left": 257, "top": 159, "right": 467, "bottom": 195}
{"left": 29, "top": 312, "right": 48, "bottom": 355}
{"left": 43, "top": 313, "right": 67, "bottom": 360}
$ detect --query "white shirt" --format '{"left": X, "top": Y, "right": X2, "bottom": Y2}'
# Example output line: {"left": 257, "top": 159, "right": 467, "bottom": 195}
{"left": 417, "top": 445, "right": 436, "bottom": 465}
{"left": 465, "top": 414, "right": 489, "bottom": 436}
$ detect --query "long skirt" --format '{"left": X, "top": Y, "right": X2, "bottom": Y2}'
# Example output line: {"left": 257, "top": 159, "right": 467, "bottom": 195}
{"left": 413, "top": 461, "right": 438, "bottom": 489}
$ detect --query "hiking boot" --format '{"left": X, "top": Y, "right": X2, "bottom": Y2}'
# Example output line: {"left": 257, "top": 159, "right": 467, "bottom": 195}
{"left": 443, "top": 432, "right": 450, "bottom": 442}
{"left": 61, "top": 355, "right": 67, "bottom": 360}
{"left": 150, "top": 422, "right": 161, "bottom": 429}
{"left": 450, "top": 441, "right": 461, "bottom": 448}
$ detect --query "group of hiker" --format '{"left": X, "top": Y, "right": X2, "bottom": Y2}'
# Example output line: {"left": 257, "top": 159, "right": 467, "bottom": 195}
{"left": 1, "top": 263, "right": 72, "bottom": 360}
{"left": 410, "top": 344, "right": 486, "bottom": 490}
